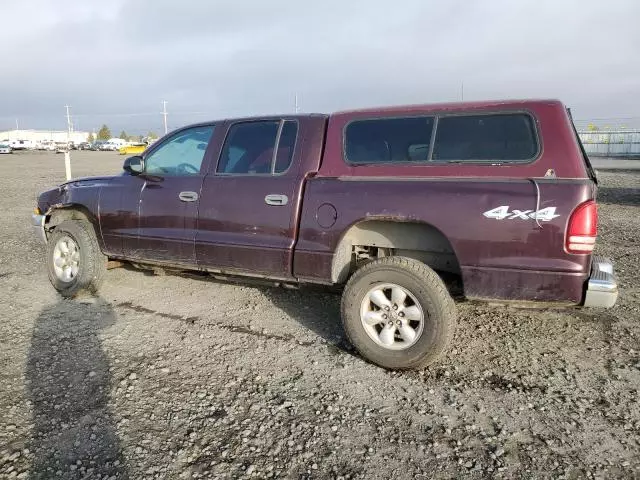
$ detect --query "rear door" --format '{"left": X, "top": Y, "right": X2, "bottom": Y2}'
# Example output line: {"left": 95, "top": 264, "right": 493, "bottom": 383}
{"left": 136, "top": 125, "right": 216, "bottom": 265}
{"left": 196, "top": 118, "right": 320, "bottom": 278}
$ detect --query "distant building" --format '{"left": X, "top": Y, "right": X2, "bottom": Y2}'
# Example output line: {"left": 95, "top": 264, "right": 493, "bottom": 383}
{"left": 0, "top": 129, "right": 89, "bottom": 145}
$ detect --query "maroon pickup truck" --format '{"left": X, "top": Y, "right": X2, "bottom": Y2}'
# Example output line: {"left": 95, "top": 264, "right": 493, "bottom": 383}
{"left": 32, "top": 99, "right": 618, "bottom": 369}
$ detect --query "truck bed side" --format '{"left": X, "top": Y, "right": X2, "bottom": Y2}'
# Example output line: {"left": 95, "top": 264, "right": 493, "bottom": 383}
{"left": 294, "top": 177, "right": 594, "bottom": 303}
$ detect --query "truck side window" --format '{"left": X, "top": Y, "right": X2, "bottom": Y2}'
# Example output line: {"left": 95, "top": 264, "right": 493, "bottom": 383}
{"left": 274, "top": 121, "right": 298, "bottom": 174}
{"left": 344, "top": 117, "right": 434, "bottom": 164}
{"left": 432, "top": 114, "right": 538, "bottom": 162}
{"left": 217, "top": 122, "right": 279, "bottom": 174}
{"left": 217, "top": 120, "right": 298, "bottom": 175}
{"left": 145, "top": 126, "right": 214, "bottom": 176}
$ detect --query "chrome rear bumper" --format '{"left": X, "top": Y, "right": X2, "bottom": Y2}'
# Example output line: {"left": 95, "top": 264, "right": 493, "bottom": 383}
{"left": 32, "top": 213, "right": 47, "bottom": 244}
{"left": 583, "top": 256, "right": 618, "bottom": 308}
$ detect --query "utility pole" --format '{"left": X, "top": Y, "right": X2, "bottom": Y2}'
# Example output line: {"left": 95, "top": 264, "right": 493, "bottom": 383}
{"left": 294, "top": 94, "right": 299, "bottom": 114}
{"left": 162, "top": 100, "right": 168, "bottom": 135}
{"left": 65, "top": 105, "right": 73, "bottom": 134}
{"left": 461, "top": 82, "right": 464, "bottom": 101}
{"left": 15, "top": 119, "right": 19, "bottom": 130}
{"left": 64, "top": 105, "right": 72, "bottom": 181}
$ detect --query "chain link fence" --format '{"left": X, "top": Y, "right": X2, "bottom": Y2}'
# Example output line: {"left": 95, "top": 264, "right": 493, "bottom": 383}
{"left": 577, "top": 130, "right": 640, "bottom": 158}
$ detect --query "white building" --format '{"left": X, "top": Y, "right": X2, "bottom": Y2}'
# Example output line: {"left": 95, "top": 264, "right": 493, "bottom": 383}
{"left": 0, "top": 129, "right": 89, "bottom": 145}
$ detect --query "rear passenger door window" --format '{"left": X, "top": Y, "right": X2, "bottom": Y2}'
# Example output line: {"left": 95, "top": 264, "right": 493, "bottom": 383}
{"left": 432, "top": 114, "right": 538, "bottom": 162}
{"left": 274, "top": 121, "right": 297, "bottom": 173}
{"left": 217, "top": 120, "right": 298, "bottom": 175}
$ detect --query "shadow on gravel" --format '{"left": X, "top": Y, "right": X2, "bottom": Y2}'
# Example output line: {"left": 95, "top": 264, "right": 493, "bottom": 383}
{"left": 172, "top": 271, "right": 351, "bottom": 351}
{"left": 597, "top": 186, "right": 640, "bottom": 207}
{"left": 26, "top": 297, "right": 128, "bottom": 480}
{"left": 154, "top": 269, "right": 463, "bottom": 357}
{"left": 259, "top": 286, "right": 348, "bottom": 347}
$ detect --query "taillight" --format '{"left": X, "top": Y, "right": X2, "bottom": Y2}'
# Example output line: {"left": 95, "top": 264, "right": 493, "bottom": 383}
{"left": 566, "top": 200, "right": 597, "bottom": 253}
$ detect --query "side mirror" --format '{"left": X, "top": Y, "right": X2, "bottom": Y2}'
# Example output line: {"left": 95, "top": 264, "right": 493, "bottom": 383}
{"left": 123, "top": 155, "right": 143, "bottom": 174}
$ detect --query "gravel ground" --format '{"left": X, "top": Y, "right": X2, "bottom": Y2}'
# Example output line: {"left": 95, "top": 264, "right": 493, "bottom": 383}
{"left": 0, "top": 151, "right": 638, "bottom": 479}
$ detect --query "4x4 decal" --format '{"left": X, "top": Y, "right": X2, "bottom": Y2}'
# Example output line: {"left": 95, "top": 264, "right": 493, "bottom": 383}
{"left": 483, "top": 206, "right": 560, "bottom": 222}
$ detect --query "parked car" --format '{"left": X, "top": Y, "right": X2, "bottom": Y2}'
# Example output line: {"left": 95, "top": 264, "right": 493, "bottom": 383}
{"left": 101, "top": 139, "right": 127, "bottom": 151}
{"left": 90, "top": 141, "right": 113, "bottom": 151}
{"left": 118, "top": 143, "right": 147, "bottom": 155}
{"left": 0, "top": 143, "right": 12, "bottom": 154}
{"left": 54, "top": 142, "right": 70, "bottom": 154}
{"left": 76, "top": 142, "right": 91, "bottom": 151}
{"left": 36, "top": 141, "right": 54, "bottom": 151}
{"left": 31, "top": 99, "right": 617, "bottom": 370}
{"left": 99, "top": 142, "right": 118, "bottom": 151}
{"left": 11, "top": 139, "right": 31, "bottom": 150}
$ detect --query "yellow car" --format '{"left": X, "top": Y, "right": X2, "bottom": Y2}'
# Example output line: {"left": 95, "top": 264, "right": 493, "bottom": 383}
{"left": 119, "top": 143, "right": 147, "bottom": 155}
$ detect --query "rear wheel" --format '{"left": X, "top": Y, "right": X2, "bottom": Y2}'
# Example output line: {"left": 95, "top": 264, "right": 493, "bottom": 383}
{"left": 46, "top": 219, "right": 107, "bottom": 297}
{"left": 341, "top": 256, "right": 456, "bottom": 370}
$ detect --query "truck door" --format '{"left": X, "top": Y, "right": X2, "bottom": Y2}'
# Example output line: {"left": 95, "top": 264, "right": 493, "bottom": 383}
{"left": 135, "top": 125, "right": 216, "bottom": 264}
{"left": 196, "top": 118, "right": 322, "bottom": 278}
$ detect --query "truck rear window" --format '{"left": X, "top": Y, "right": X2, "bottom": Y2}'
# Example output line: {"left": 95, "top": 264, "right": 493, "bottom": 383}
{"left": 345, "top": 113, "right": 538, "bottom": 164}
{"left": 432, "top": 114, "right": 538, "bottom": 162}
{"left": 345, "top": 117, "right": 434, "bottom": 164}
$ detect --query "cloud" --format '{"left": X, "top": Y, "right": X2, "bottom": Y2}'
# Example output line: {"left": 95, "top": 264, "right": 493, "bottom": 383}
{"left": 1, "top": 0, "right": 639, "bottom": 132}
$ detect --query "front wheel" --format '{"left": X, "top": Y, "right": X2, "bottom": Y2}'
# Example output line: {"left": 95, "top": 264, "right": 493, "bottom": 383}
{"left": 341, "top": 256, "right": 456, "bottom": 370}
{"left": 46, "top": 219, "right": 107, "bottom": 297}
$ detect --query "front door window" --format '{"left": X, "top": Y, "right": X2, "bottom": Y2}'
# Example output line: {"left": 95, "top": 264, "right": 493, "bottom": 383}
{"left": 145, "top": 126, "right": 214, "bottom": 176}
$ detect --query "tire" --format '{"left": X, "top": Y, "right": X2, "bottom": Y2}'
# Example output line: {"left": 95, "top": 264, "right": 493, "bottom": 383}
{"left": 46, "top": 219, "right": 107, "bottom": 297}
{"left": 341, "top": 256, "right": 456, "bottom": 370}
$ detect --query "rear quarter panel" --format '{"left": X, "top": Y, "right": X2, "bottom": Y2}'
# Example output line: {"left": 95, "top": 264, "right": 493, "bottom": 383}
{"left": 294, "top": 177, "right": 594, "bottom": 304}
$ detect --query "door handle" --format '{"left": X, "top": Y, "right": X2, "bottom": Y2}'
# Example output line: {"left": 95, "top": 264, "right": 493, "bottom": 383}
{"left": 265, "top": 194, "right": 288, "bottom": 206}
{"left": 179, "top": 191, "right": 199, "bottom": 202}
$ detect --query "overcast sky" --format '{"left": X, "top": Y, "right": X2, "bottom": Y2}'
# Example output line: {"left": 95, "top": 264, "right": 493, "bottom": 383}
{"left": 1, "top": 0, "right": 639, "bottom": 134}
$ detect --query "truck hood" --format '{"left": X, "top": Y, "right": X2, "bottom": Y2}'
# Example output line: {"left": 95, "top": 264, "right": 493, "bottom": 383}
{"left": 60, "top": 175, "right": 119, "bottom": 187}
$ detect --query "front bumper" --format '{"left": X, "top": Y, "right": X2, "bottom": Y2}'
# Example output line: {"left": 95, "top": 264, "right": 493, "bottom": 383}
{"left": 32, "top": 213, "right": 47, "bottom": 244}
{"left": 583, "top": 256, "right": 618, "bottom": 308}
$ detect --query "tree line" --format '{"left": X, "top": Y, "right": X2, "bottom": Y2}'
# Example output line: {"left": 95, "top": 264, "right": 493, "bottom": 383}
{"left": 87, "top": 125, "right": 159, "bottom": 143}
